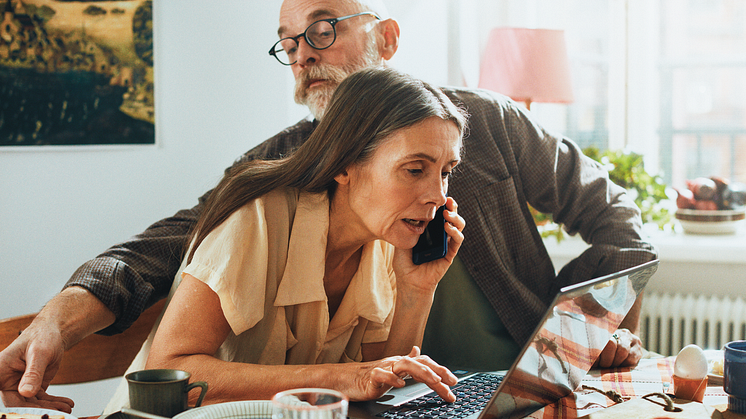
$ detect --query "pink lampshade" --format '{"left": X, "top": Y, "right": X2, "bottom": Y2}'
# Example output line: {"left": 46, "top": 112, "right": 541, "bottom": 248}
{"left": 479, "top": 27, "right": 573, "bottom": 107}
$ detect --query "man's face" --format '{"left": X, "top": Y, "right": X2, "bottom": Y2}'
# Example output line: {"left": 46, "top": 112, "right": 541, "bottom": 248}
{"left": 278, "top": 0, "right": 384, "bottom": 119}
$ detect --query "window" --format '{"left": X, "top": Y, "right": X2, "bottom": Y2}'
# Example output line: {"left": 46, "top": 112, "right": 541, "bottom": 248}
{"left": 466, "top": 0, "right": 746, "bottom": 187}
{"left": 546, "top": 0, "right": 611, "bottom": 151}
{"left": 657, "top": 0, "right": 746, "bottom": 186}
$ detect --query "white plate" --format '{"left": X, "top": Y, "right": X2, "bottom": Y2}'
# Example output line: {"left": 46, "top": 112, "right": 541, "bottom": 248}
{"left": 708, "top": 371, "right": 724, "bottom": 386}
{"left": 173, "top": 401, "right": 272, "bottom": 419}
{"left": 704, "top": 349, "right": 724, "bottom": 386}
{"left": 0, "top": 407, "right": 77, "bottom": 419}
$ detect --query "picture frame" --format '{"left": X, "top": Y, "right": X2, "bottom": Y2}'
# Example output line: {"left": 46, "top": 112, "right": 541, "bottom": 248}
{"left": 0, "top": 0, "right": 154, "bottom": 148}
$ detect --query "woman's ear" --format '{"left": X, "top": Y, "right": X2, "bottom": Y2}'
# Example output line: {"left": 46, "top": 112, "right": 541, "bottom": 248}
{"left": 334, "top": 169, "right": 351, "bottom": 185}
{"left": 378, "top": 18, "right": 400, "bottom": 61}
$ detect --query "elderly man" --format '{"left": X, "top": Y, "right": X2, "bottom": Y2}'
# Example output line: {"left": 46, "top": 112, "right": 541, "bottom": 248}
{"left": 0, "top": 0, "right": 656, "bottom": 412}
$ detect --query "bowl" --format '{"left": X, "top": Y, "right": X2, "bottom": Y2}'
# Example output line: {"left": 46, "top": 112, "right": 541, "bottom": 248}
{"left": 675, "top": 208, "right": 745, "bottom": 234}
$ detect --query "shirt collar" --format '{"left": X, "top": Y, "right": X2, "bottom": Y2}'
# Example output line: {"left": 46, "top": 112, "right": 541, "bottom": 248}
{"left": 274, "top": 191, "right": 394, "bottom": 324}
{"left": 275, "top": 191, "right": 329, "bottom": 306}
{"left": 336, "top": 241, "right": 394, "bottom": 325}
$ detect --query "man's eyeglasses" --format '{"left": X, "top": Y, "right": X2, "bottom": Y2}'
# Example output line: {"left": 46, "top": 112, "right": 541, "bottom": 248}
{"left": 269, "top": 11, "right": 381, "bottom": 66}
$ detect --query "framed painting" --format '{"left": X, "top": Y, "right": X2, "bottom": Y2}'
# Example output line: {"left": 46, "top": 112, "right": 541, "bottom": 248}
{"left": 0, "top": 0, "right": 154, "bottom": 147}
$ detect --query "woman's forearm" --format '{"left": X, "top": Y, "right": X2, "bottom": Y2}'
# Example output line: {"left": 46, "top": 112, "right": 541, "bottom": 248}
{"left": 146, "top": 354, "right": 344, "bottom": 404}
{"left": 379, "top": 284, "right": 436, "bottom": 358}
{"left": 148, "top": 348, "right": 457, "bottom": 404}
{"left": 378, "top": 198, "right": 465, "bottom": 360}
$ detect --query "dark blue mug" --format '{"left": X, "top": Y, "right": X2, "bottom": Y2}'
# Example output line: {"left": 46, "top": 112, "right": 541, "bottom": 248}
{"left": 724, "top": 340, "right": 746, "bottom": 414}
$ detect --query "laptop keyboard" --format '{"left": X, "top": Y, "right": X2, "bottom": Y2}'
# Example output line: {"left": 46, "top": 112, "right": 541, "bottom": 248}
{"left": 376, "top": 373, "right": 504, "bottom": 419}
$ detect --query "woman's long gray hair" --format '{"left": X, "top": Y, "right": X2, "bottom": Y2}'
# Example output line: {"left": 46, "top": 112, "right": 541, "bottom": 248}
{"left": 187, "top": 67, "right": 468, "bottom": 263}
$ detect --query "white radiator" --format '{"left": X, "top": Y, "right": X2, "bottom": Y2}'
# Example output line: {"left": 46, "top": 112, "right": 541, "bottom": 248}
{"left": 640, "top": 291, "right": 746, "bottom": 356}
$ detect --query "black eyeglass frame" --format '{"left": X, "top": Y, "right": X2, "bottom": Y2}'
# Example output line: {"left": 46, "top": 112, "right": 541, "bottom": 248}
{"left": 268, "top": 11, "right": 381, "bottom": 65}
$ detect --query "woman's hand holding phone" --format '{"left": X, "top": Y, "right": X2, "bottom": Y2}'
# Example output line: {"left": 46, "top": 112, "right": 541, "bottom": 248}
{"left": 393, "top": 196, "right": 465, "bottom": 295}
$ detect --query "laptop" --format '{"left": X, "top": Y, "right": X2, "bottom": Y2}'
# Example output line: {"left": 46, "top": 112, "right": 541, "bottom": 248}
{"left": 349, "top": 259, "right": 659, "bottom": 419}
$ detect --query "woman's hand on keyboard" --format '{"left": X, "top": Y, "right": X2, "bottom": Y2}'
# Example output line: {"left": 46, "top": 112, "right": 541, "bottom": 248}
{"left": 344, "top": 346, "right": 458, "bottom": 402}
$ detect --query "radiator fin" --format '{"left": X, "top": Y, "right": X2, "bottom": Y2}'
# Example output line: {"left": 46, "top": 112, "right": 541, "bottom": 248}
{"left": 640, "top": 291, "right": 746, "bottom": 356}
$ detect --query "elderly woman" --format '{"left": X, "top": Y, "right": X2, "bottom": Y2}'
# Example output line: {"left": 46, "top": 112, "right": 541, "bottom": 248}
{"left": 122, "top": 67, "right": 467, "bottom": 407}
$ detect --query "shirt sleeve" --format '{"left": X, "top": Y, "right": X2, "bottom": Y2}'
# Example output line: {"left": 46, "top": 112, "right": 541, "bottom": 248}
{"left": 183, "top": 201, "right": 273, "bottom": 335}
{"left": 503, "top": 96, "right": 658, "bottom": 283}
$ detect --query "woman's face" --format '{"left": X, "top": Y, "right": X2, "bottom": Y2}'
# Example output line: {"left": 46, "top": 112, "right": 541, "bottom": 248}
{"left": 337, "top": 116, "right": 462, "bottom": 249}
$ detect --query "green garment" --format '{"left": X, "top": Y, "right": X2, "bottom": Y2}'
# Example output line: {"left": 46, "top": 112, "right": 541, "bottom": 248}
{"left": 422, "top": 255, "right": 521, "bottom": 371}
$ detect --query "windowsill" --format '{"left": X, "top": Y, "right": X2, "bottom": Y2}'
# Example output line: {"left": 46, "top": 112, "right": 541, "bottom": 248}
{"left": 543, "top": 225, "right": 746, "bottom": 265}
{"left": 543, "top": 225, "right": 746, "bottom": 297}
{"left": 645, "top": 228, "right": 746, "bottom": 264}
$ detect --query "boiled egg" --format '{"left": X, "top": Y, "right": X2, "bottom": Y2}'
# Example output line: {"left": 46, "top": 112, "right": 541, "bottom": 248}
{"left": 674, "top": 344, "right": 709, "bottom": 379}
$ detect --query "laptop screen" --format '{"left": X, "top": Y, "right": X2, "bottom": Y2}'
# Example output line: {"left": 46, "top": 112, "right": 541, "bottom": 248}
{"left": 480, "top": 259, "right": 658, "bottom": 419}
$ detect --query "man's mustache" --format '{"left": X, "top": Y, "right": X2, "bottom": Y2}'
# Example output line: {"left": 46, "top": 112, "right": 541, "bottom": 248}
{"left": 295, "top": 65, "right": 348, "bottom": 98}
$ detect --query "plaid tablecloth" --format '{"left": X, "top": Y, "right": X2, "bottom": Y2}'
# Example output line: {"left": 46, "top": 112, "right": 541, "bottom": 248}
{"left": 527, "top": 357, "right": 728, "bottom": 418}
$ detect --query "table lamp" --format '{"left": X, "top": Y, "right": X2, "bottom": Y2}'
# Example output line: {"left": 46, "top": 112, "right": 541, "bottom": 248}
{"left": 478, "top": 27, "right": 573, "bottom": 110}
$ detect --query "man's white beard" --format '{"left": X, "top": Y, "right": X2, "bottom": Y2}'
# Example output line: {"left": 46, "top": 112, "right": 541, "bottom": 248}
{"left": 294, "top": 40, "right": 381, "bottom": 120}
{"left": 295, "top": 64, "right": 354, "bottom": 121}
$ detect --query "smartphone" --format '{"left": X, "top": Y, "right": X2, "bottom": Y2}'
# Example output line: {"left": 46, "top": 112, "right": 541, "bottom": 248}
{"left": 412, "top": 205, "right": 448, "bottom": 265}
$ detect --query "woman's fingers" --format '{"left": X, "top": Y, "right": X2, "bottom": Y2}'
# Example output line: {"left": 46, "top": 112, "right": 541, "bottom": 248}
{"left": 372, "top": 347, "right": 457, "bottom": 402}
{"left": 393, "top": 357, "right": 456, "bottom": 402}
{"left": 442, "top": 197, "right": 465, "bottom": 261}
{"left": 444, "top": 197, "right": 466, "bottom": 232}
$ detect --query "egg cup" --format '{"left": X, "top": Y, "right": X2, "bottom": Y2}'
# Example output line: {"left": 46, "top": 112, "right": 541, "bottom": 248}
{"left": 673, "top": 374, "right": 708, "bottom": 402}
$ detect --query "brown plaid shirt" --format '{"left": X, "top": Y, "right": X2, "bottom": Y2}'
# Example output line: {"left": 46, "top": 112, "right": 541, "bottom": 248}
{"left": 64, "top": 87, "right": 656, "bottom": 346}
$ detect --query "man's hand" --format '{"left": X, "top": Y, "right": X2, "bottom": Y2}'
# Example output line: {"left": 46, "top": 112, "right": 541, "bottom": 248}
{"left": 1, "top": 287, "right": 117, "bottom": 413}
{"left": 0, "top": 322, "right": 74, "bottom": 412}
{"left": 594, "top": 328, "right": 643, "bottom": 368}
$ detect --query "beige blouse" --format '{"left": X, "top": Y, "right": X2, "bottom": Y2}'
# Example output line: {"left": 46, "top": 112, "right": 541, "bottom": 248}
{"left": 184, "top": 188, "right": 397, "bottom": 365}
